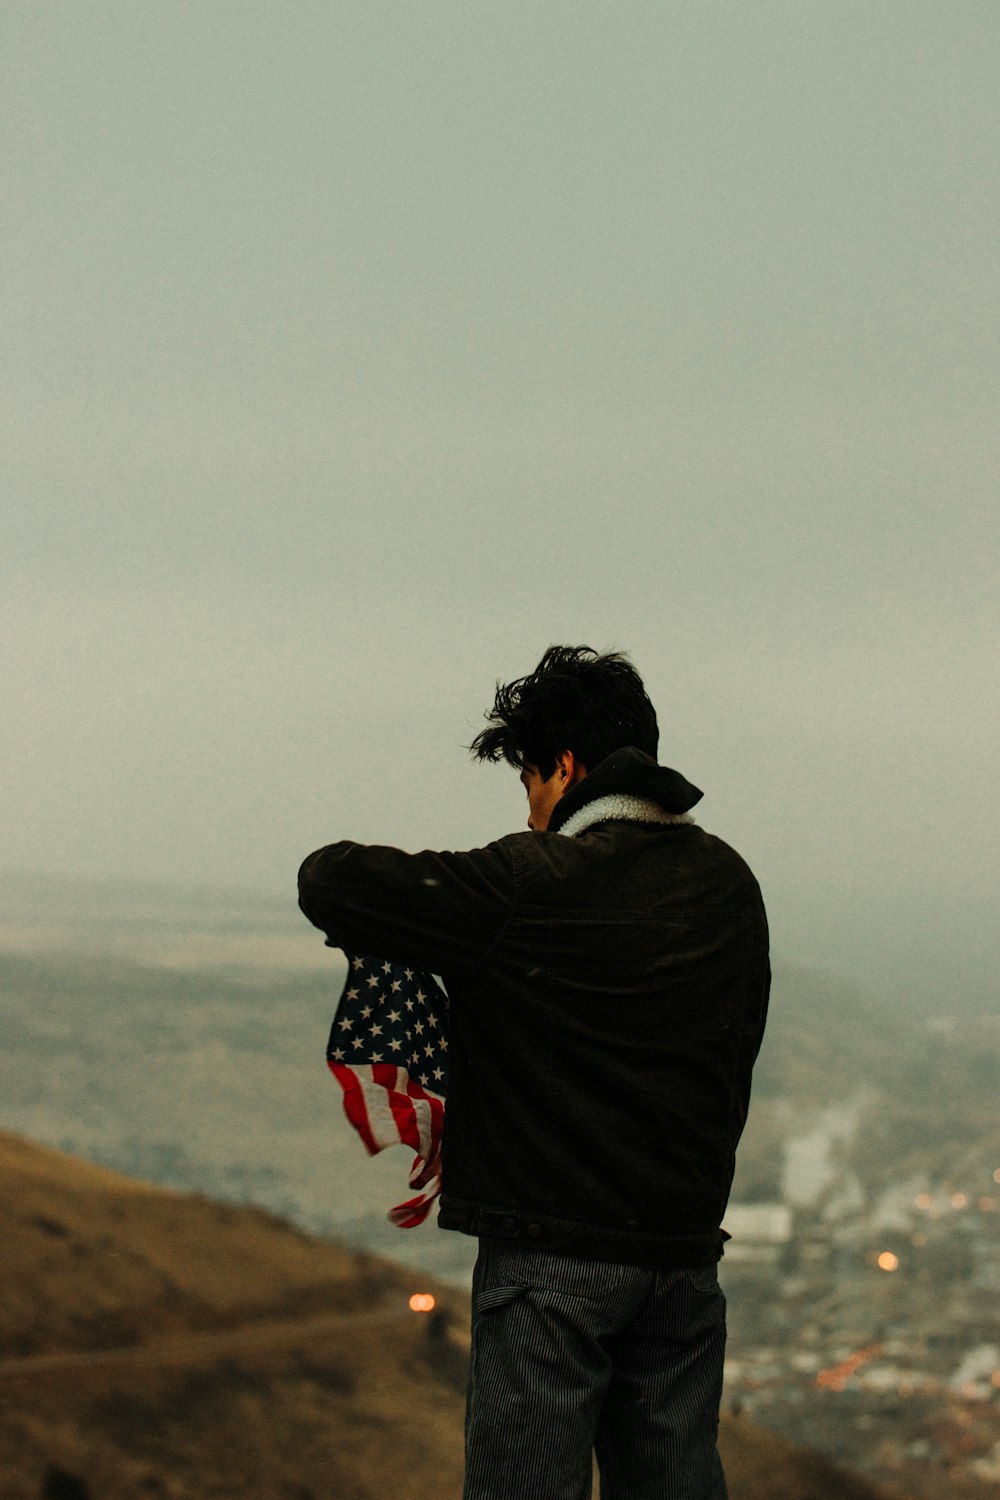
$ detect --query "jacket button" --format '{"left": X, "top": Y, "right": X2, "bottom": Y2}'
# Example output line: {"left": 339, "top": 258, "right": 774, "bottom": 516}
{"left": 501, "top": 1217, "right": 516, "bottom": 1233}
{"left": 526, "top": 1223, "right": 542, "bottom": 1239}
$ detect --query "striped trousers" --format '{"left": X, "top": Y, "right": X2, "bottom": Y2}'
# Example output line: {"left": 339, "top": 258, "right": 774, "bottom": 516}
{"left": 463, "top": 1242, "right": 728, "bottom": 1500}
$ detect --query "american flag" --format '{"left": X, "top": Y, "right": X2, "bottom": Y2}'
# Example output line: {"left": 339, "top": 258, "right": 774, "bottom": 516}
{"left": 326, "top": 954, "right": 449, "bottom": 1227}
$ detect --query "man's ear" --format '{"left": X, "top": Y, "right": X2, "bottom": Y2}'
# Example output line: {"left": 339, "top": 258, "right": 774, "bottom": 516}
{"left": 554, "top": 750, "right": 588, "bottom": 787}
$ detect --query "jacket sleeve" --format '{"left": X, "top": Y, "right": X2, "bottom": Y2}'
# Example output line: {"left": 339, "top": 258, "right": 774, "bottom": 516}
{"left": 297, "top": 837, "right": 517, "bottom": 975}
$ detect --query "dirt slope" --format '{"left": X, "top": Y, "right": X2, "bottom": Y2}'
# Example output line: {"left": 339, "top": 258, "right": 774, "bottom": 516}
{"left": 1, "top": 1131, "right": 919, "bottom": 1500}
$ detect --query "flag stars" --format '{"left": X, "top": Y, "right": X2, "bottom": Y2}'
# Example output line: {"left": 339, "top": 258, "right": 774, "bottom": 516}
{"left": 329, "top": 958, "right": 448, "bottom": 1118}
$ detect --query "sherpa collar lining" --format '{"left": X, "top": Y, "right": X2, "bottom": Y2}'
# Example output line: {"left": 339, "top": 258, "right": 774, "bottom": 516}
{"left": 558, "top": 794, "right": 695, "bottom": 840}
{"left": 545, "top": 748, "right": 703, "bottom": 834}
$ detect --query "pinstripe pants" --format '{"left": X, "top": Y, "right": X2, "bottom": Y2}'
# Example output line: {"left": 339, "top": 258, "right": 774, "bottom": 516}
{"left": 463, "top": 1242, "right": 728, "bottom": 1500}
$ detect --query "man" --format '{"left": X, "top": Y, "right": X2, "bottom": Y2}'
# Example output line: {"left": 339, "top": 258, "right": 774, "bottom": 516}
{"left": 298, "top": 645, "right": 770, "bottom": 1500}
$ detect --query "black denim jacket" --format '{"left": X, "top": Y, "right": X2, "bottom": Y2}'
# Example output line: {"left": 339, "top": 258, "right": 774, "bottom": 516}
{"left": 298, "top": 751, "right": 770, "bottom": 1266}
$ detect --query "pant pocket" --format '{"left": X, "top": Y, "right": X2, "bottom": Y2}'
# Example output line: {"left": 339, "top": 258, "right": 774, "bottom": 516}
{"left": 474, "top": 1282, "right": 529, "bottom": 1315}
{"left": 684, "top": 1265, "right": 722, "bottom": 1296}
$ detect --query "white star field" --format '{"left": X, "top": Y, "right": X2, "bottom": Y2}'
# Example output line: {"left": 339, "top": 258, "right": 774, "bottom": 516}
{"left": 327, "top": 956, "right": 448, "bottom": 1093}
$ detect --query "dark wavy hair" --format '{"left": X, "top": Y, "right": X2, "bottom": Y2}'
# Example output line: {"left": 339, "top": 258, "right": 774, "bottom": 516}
{"left": 470, "top": 645, "right": 659, "bottom": 780}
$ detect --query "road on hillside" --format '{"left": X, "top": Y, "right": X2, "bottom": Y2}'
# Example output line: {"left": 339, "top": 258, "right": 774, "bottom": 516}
{"left": 0, "top": 1303, "right": 456, "bottom": 1382}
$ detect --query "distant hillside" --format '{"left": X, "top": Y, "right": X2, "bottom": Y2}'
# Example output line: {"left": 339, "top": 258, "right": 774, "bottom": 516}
{"left": 730, "top": 963, "right": 999, "bottom": 1203}
{"left": 0, "top": 1132, "right": 923, "bottom": 1500}
{"left": 752, "top": 965, "right": 998, "bottom": 1112}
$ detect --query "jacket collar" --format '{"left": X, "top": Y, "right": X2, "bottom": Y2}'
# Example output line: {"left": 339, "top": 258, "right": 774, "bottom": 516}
{"left": 558, "top": 794, "right": 694, "bottom": 839}
{"left": 547, "top": 747, "right": 703, "bottom": 837}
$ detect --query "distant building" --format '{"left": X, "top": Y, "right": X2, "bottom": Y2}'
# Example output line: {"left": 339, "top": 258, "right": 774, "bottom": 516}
{"left": 724, "top": 1203, "right": 793, "bottom": 1264}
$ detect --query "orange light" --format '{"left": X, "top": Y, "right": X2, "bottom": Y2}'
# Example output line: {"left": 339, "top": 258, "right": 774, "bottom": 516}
{"left": 993, "top": 1169, "right": 1000, "bottom": 1186}
{"left": 914, "top": 1193, "right": 932, "bottom": 1210}
{"left": 816, "top": 1344, "right": 881, "bottom": 1390}
{"left": 409, "top": 1293, "right": 436, "bottom": 1313}
{"left": 991, "top": 1371, "right": 1000, "bottom": 1389}
{"left": 979, "top": 1197, "right": 998, "bottom": 1213}
{"left": 950, "top": 1192, "right": 968, "bottom": 1210}
{"left": 877, "top": 1252, "right": 899, "bottom": 1272}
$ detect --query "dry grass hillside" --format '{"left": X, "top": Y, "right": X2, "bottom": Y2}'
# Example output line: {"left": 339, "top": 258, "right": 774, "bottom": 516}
{"left": 0, "top": 1131, "right": 921, "bottom": 1500}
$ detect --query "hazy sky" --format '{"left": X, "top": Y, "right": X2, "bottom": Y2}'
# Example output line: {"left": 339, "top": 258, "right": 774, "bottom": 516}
{"left": 3, "top": 3, "right": 997, "bottom": 999}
